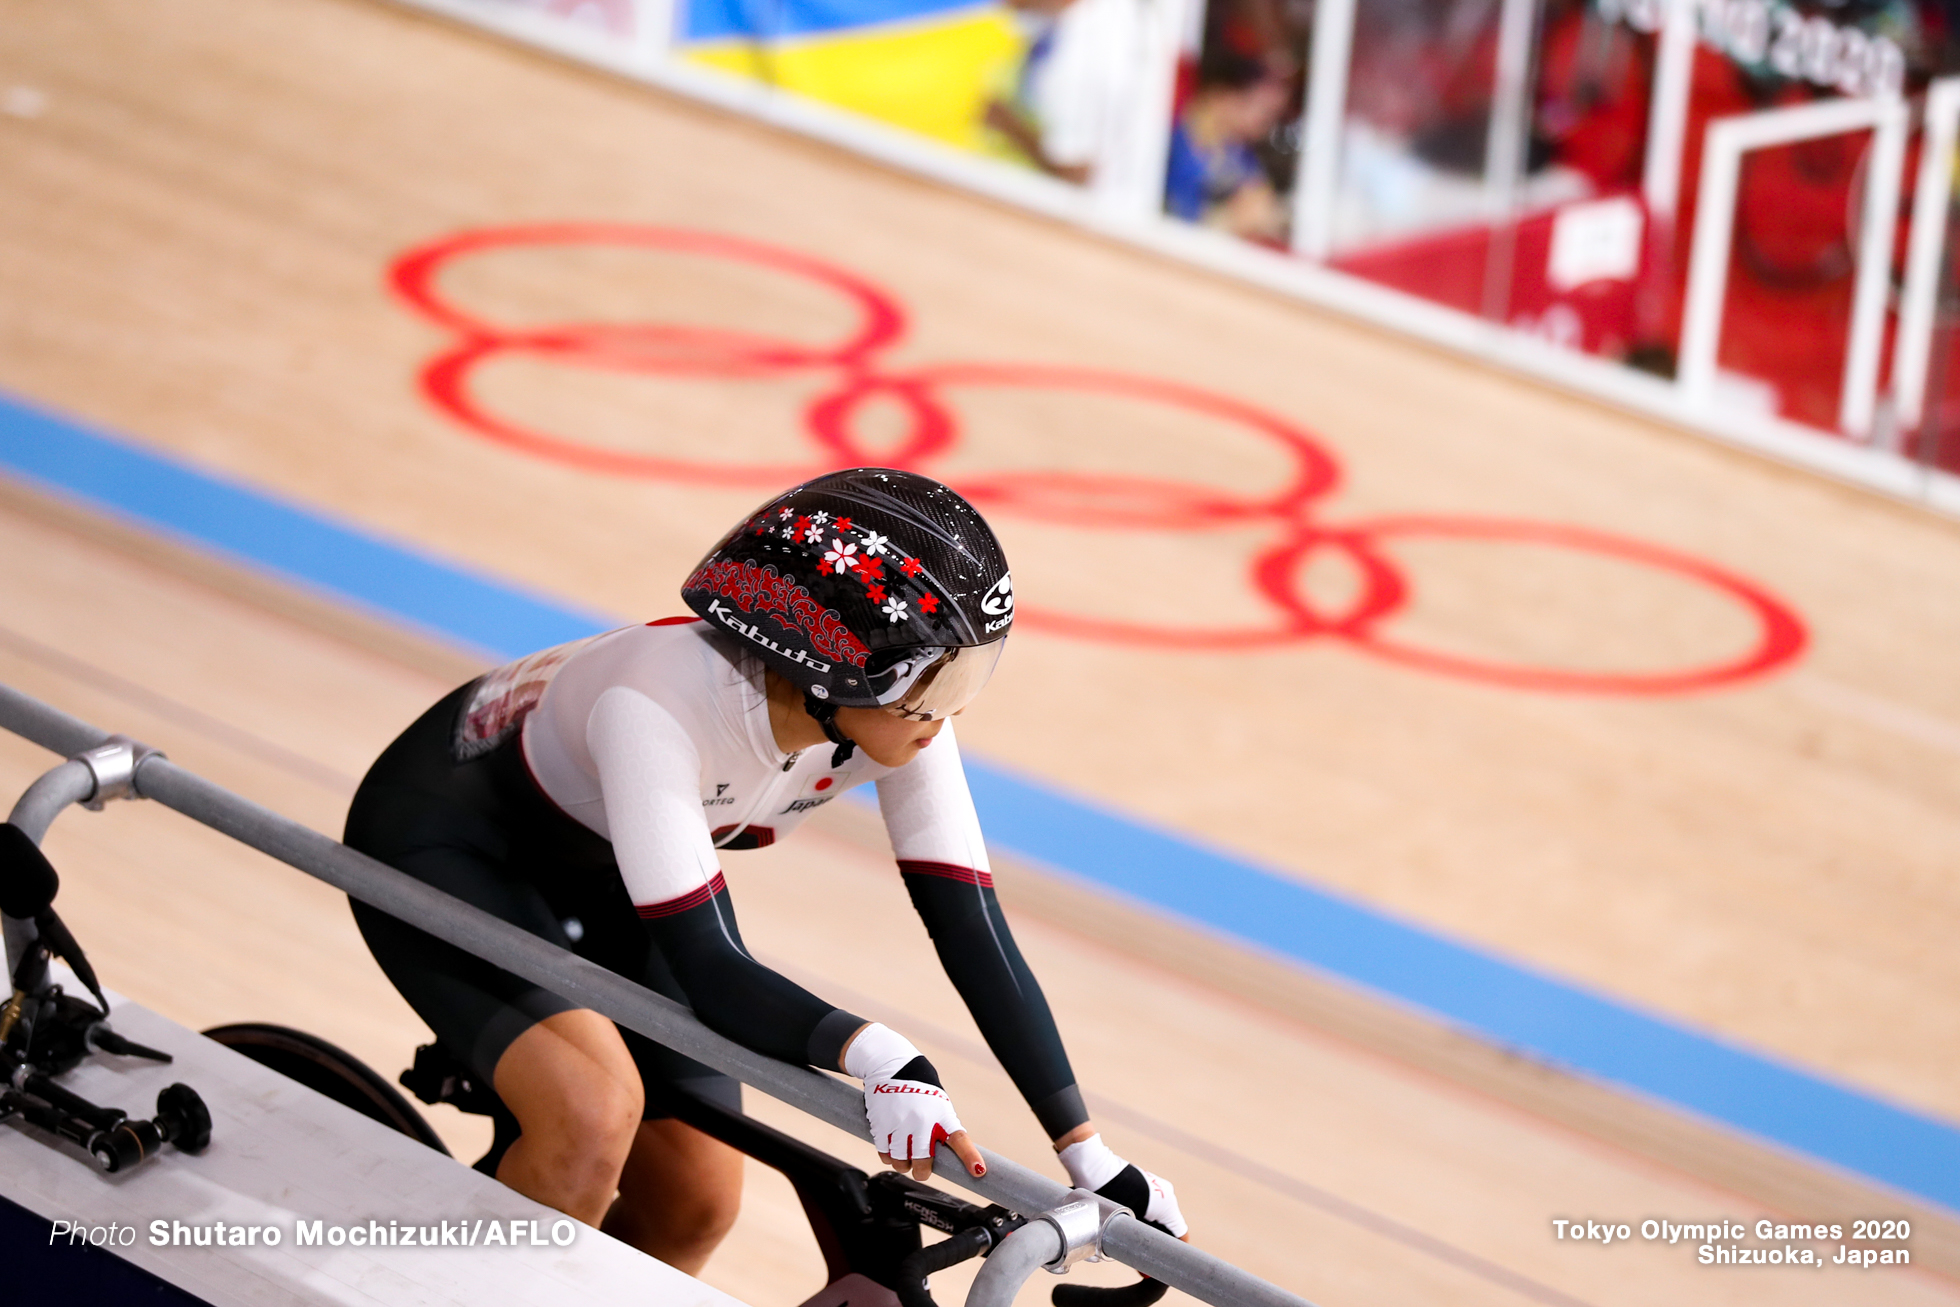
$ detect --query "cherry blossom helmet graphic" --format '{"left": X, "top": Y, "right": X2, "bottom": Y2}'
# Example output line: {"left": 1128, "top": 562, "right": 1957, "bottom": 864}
{"left": 681, "top": 468, "right": 1013, "bottom": 757}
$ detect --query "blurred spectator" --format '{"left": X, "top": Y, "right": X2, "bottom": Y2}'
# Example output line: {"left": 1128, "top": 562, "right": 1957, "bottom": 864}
{"left": 1202, "top": 0, "right": 1309, "bottom": 79}
{"left": 984, "top": 0, "right": 1085, "bottom": 180}
{"left": 1191, "top": 0, "right": 1311, "bottom": 203}
{"left": 1163, "top": 51, "right": 1292, "bottom": 239}
{"left": 985, "top": 0, "right": 1182, "bottom": 210}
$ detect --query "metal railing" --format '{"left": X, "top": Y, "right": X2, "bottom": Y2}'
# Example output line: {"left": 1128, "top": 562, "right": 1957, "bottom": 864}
{"left": 0, "top": 680, "right": 1311, "bottom": 1307}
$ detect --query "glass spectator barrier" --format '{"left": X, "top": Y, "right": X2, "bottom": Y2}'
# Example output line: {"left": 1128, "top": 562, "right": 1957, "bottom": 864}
{"left": 1676, "top": 94, "right": 1905, "bottom": 439}
{"left": 1252, "top": 0, "right": 1927, "bottom": 444}
{"left": 387, "top": 0, "right": 1960, "bottom": 505}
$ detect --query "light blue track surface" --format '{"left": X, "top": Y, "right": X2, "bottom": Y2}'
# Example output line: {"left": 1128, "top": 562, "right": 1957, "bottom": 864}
{"left": 3, "top": 391, "right": 1955, "bottom": 1211}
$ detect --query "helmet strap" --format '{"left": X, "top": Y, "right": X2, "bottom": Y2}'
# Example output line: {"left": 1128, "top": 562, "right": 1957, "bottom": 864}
{"left": 802, "top": 690, "right": 857, "bottom": 767}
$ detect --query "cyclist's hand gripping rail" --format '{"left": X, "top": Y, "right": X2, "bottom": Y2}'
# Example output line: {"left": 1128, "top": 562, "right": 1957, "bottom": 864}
{"left": 0, "top": 680, "right": 1313, "bottom": 1307}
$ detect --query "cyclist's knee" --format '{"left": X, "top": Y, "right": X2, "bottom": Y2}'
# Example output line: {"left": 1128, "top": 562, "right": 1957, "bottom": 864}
{"left": 669, "top": 1165, "right": 741, "bottom": 1244}
{"left": 665, "top": 1199, "right": 738, "bottom": 1263}
{"left": 551, "top": 1071, "right": 643, "bottom": 1154}
{"left": 496, "top": 1017, "right": 645, "bottom": 1160}
{"left": 610, "top": 1125, "right": 743, "bottom": 1268}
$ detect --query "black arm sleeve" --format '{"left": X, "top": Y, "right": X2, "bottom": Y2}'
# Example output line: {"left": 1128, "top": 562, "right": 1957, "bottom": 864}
{"left": 641, "top": 881, "right": 864, "bottom": 1070}
{"left": 900, "top": 862, "right": 1088, "bottom": 1139}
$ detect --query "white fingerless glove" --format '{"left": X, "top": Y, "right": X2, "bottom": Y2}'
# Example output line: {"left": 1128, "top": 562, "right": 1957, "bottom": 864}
{"left": 1059, "top": 1133, "right": 1188, "bottom": 1238}
{"left": 844, "top": 1023, "right": 964, "bottom": 1163}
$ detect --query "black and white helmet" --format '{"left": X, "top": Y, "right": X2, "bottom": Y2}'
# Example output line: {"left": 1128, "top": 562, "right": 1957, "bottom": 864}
{"left": 682, "top": 468, "right": 1013, "bottom": 721}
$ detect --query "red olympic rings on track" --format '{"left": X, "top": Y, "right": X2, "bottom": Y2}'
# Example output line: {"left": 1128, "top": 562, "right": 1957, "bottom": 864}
{"left": 387, "top": 224, "right": 1807, "bottom": 695}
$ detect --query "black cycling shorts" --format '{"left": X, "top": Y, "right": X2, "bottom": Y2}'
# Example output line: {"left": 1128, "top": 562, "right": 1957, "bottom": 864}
{"left": 343, "top": 681, "right": 740, "bottom": 1119}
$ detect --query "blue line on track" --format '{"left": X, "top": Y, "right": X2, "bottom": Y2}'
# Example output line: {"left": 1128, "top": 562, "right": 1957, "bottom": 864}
{"left": 3, "top": 390, "right": 1955, "bottom": 1212}
{"left": 0, "top": 397, "right": 608, "bottom": 659}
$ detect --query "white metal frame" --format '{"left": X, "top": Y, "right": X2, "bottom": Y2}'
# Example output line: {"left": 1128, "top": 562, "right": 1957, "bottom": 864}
{"left": 1641, "top": 0, "right": 1696, "bottom": 222}
{"left": 1679, "top": 97, "right": 1908, "bottom": 439}
{"left": 1483, "top": 0, "right": 1542, "bottom": 220}
{"left": 1893, "top": 77, "right": 1960, "bottom": 431}
{"left": 1290, "top": 0, "right": 1354, "bottom": 260}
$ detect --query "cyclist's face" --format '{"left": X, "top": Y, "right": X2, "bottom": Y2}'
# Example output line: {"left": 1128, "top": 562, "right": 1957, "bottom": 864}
{"left": 832, "top": 704, "right": 954, "bottom": 768}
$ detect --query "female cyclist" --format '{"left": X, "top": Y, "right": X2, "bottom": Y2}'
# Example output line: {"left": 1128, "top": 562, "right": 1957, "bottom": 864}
{"left": 344, "top": 468, "right": 1185, "bottom": 1272}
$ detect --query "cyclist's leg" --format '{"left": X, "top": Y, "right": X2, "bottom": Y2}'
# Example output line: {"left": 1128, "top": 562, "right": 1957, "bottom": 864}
{"left": 349, "top": 686, "right": 734, "bottom": 1253}
{"left": 347, "top": 685, "right": 647, "bottom": 1226}
{"left": 604, "top": 1116, "right": 745, "bottom": 1274}
{"left": 491, "top": 1008, "right": 644, "bottom": 1225}
{"left": 567, "top": 870, "right": 745, "bottom": 1269}
{"left": 349, "top": 849, "right": 646, "bottom": 1226}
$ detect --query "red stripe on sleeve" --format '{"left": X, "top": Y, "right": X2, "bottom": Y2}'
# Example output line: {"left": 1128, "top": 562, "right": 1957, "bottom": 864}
{"left": 897, "top": 859, "right": 994, "bottom": 889}
{"left": 636, "top": 871, "right": 729, "bottom": 919}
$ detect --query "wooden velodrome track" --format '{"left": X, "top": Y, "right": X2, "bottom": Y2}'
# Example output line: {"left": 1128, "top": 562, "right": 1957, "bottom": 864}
{"left": 3, "top": 0, "right": 1960, "bottom": 1303}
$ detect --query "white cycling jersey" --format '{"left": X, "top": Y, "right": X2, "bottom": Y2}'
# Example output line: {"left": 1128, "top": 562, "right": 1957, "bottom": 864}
{"left": 453, "top": 618, "right": 993, "bottom": 914}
